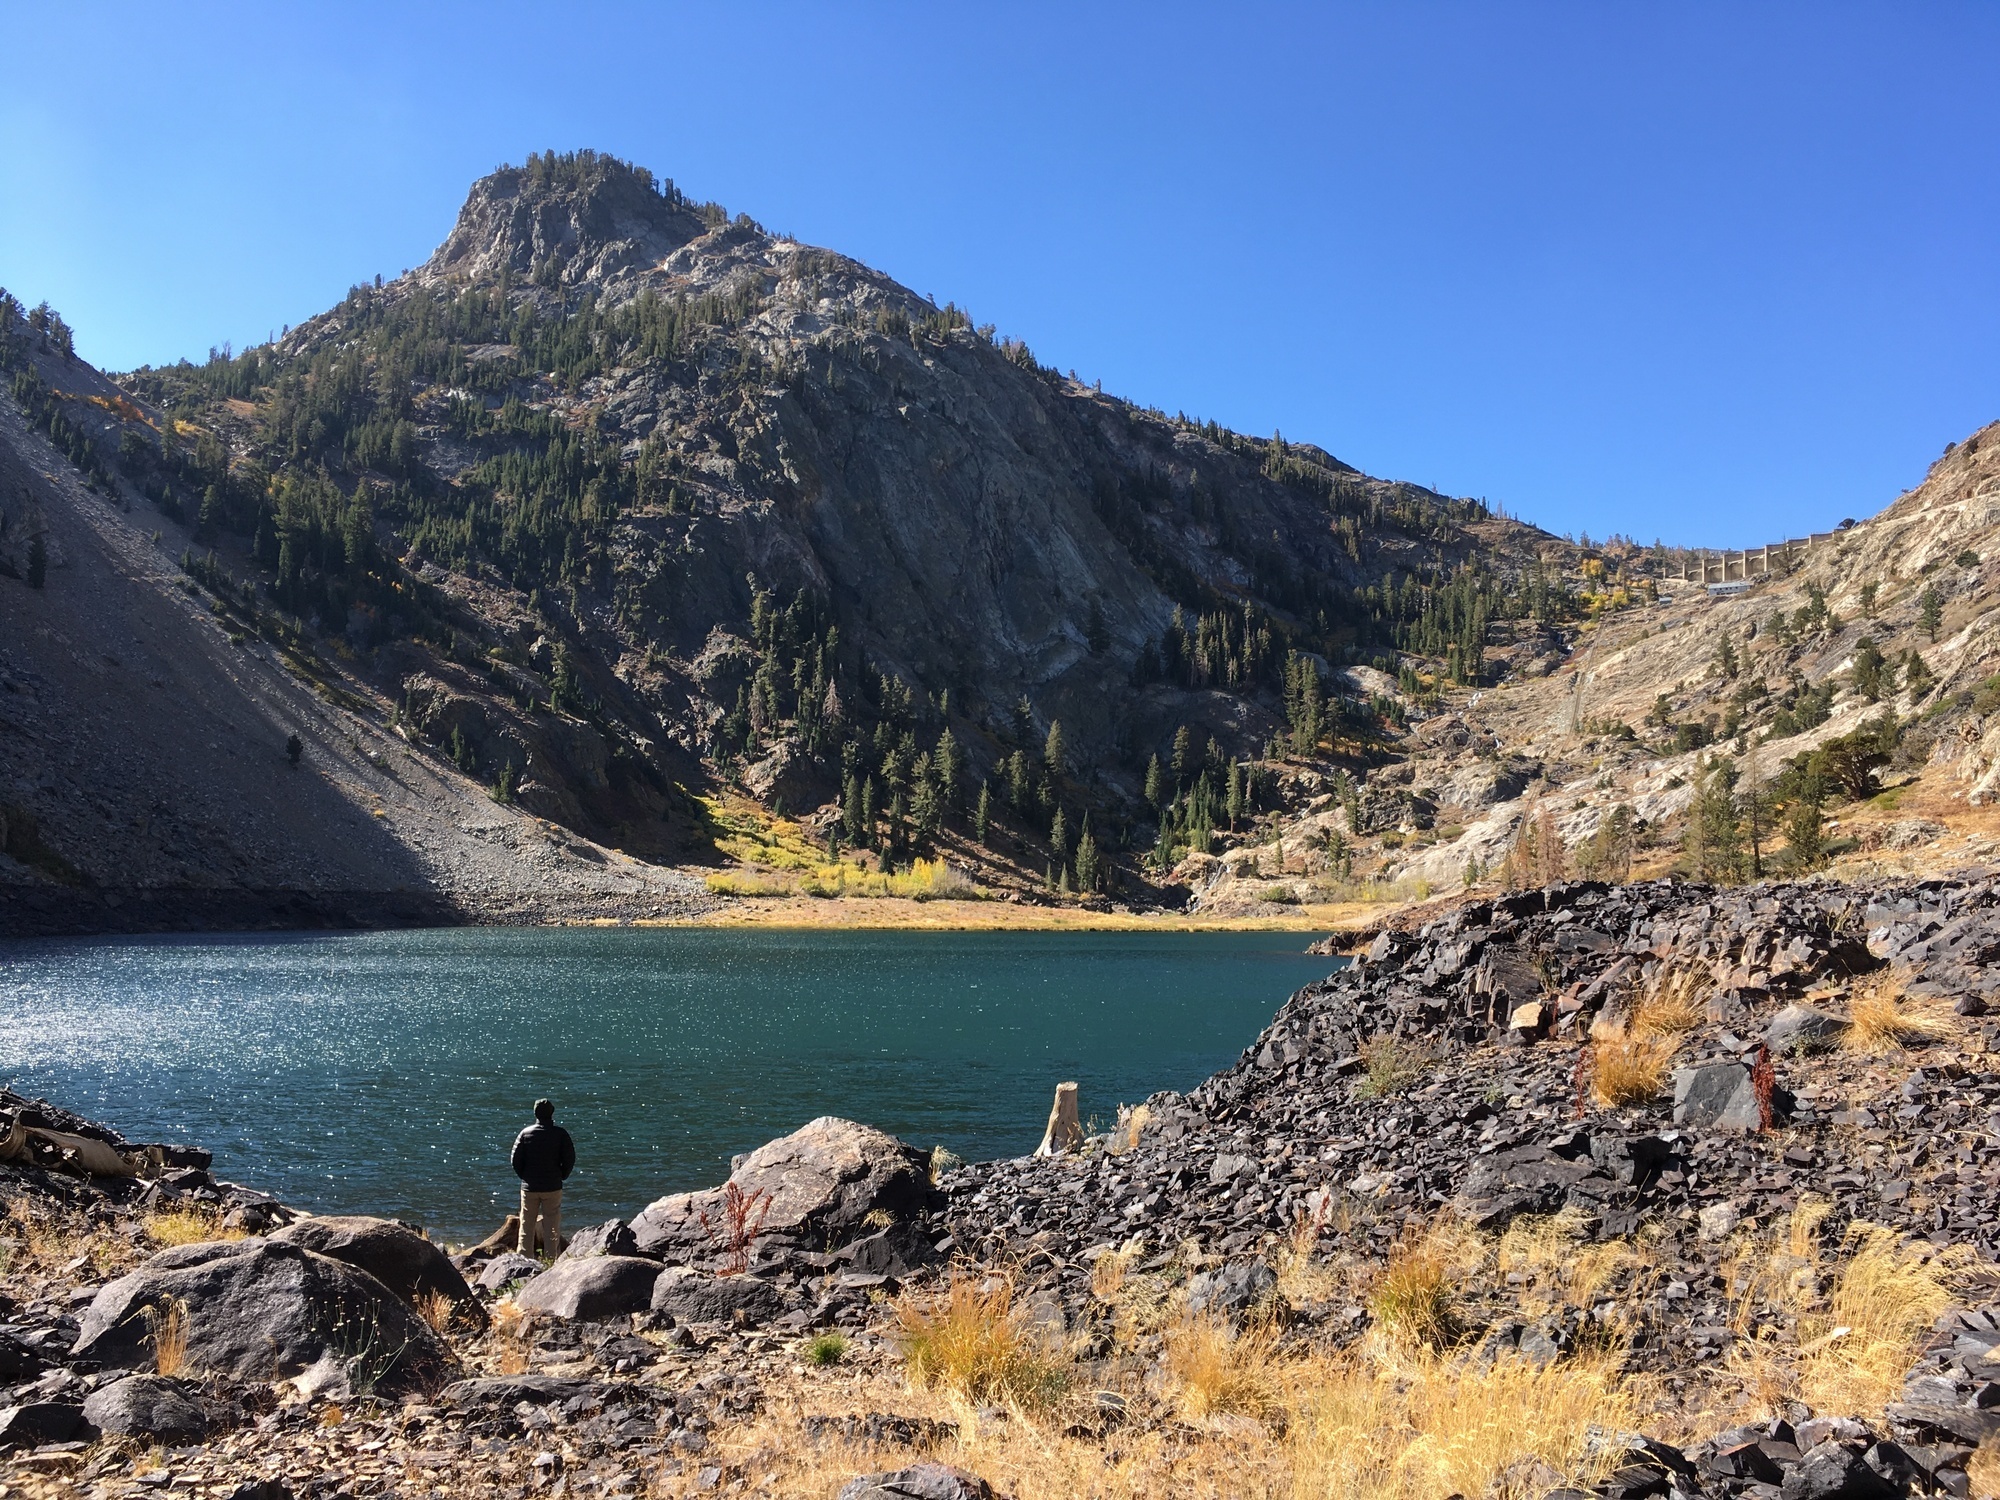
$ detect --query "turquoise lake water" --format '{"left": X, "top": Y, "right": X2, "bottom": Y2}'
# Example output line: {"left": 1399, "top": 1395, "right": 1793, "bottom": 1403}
{"left": 2, "top": 927, "right": 1336, "bottom": 1239}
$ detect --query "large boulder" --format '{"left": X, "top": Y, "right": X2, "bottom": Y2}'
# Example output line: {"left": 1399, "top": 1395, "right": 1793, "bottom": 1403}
{"left": 631, "top": 1117, "right": 939, "bottom": 1262}
{"left": 513, "top": 1256, "right": 661, "bottom": 1321}
{"left": 649, "top": 1268, "right": 787, "bottom": 1326}
{"left": 82, "top": 1375, "right": 210, "bottom": 1444}
{"left": 270, "top": 1215, "right": 481, "bottom": 1321}
{"left": 72, "top": 1240, "right": 453, "bottom": 1395}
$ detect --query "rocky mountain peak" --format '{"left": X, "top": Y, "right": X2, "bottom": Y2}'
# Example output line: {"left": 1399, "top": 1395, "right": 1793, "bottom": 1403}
{"left": 424, "top": 149, "right": 720, "bottom": 290}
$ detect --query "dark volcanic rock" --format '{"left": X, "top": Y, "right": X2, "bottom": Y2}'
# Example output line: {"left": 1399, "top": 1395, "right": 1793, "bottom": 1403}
{"left": 72, "top": 1239, "right": 453, "bottom": 1393}
{"left": 515, "top": 1255, "right": 662, "bottom": 1321}
{"left": 650, "top": 1267, "right": 788, "bottom": 1326}
{"left": 0, "top": 1400, "right": 91, "bottom": 1449}
{"left": 476, "top": 1251, "right": 545, "bottom": 1292}
{"left": 631, "top": 1116, "right": 940, "bottom": 1262}
{"left": 1185, "top": 1261, "right": 1277, "bottom": 1322}
{"left": 558, "top": 1218, "right": 641, "bottom": 1261}
{"left": 836, "top": 1463, "right": 996, "bottom": 1500}
{"left": 269, "top": 1213, "right": 481, "bottom": 1318}
{"left": 1674, "top": 1062, "right": 1763, "bottom": 1131}
{"left": 82, "top": 1374, "right": 211, "bottom": 1444}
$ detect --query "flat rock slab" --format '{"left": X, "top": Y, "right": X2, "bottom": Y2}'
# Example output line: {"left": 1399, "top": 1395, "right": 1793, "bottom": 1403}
{"left": 557, "top": 1219, "right": 639, "bottom": 1261}
{"left": 1674, "top": 1063, "right": 1761, "bottom": 1132}
{"left": 650, "top": 1268, "right": 786, "bottom": 1326}
{"left": 837, "top": 1464, "right": 997, "bottom": 1500}
{"left": 440, "top": 1374, "right": 604, "bottom": 1408}
{"left": 72, "top": 1240, "right": 453, "bottom": 1395}
{"left": 0, "top": 1400, "right": 91, "bottom": 1450}
{"left": 82, "top": 1374, "right": 209, "bottom": 1444}
{"left": 1764, "top": 1004, "right": 1849, "bottom": 1055}
{"left": 514, "top": 1255, "right": 662, "bottom": 1321}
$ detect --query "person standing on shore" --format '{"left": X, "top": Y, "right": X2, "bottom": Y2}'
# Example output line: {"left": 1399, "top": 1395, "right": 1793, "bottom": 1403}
{"left": 510, "top": 1098, "right": 575, "bottom": 1259}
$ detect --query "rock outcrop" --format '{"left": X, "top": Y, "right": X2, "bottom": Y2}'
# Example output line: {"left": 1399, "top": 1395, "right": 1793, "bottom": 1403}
{"left": 73, "top": 1240, "right": 453, "bottom": 1394}
{"left": 631, "top": 1115, "right": 941, "bottom": 1265}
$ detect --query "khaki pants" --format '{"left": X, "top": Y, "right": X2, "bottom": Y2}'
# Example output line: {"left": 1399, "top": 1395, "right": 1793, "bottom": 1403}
{"left": 519, "top": 1188, "right": 562, "bottom": 1258}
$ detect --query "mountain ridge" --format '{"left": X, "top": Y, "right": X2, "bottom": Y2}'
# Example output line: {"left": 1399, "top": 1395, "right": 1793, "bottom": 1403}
{"left": 7, "top": 149, "right": 1999, "bottom": 931}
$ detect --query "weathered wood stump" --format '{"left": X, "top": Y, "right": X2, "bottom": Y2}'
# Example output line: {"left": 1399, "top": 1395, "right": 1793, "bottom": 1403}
{"left": 1034, "top": 1082, "right": 1082, "bottom": 1157}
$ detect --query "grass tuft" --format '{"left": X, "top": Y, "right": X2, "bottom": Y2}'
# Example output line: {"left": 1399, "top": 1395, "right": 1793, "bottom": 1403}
{"left": 146, "top": 1295, "right": 190, "bottom": 1377}
{"left": 1844, "top": 975, "right": 1957, "bottom": 1053}
{"left": 893, "top": 1270, "right": 1067, "bottom": 1408}
{"left": 1800, "top": 1223, "right": 1965, "bottom": 1415}
{"left": 1368, "top": 1221, "right": 1470, "bottom": 1349}
{"left": 413, "top": 1288, "right": 458, "bottom": 1336}
{"left": 1163, "top": 1309, "right": 1283, "bottom": 1421}
{"left": 1591, "top": 1032, "right": 1675, "bottom": 1106}
{"left": 802, "top": 1331, "right": 847, "bottom": 1367}
{"left": 1286, "top": 1346, "right": 1640, "bottom": 1500}
{"left": 1355, "top": 1036, "right": 1432, "bottom": 1099}
{"left": 145, "top": 1205, "right": 243, "bottom": 1247}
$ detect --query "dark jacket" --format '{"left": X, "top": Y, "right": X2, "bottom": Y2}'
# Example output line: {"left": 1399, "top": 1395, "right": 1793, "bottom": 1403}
{"left": 510, "top": 1121, "right": 576, "bottom": 1193}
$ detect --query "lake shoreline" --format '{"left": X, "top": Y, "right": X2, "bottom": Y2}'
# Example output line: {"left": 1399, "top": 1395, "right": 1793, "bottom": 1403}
{"left": 1, "top": 882, "right": 1395, "bottom": 941}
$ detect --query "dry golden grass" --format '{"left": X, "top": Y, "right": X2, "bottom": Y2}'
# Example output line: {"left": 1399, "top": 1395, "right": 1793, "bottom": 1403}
{"left": 413, "top": 1288, "right": 458, "bottom": 1336}
{"left": 670, "top": 1390, "right": 1283, "bottom": 1500}
{"left": 1496, "top": 1210, "right": 1647, "bottom": 1327}
{"left": 1800, "top": 1224, "right": 1965, "bottom": 1415}
{"left": 1591, "top": 1032, "right": 1675, "bottom": 1106}
{"left": 145, "top": 1205, "right": 242, "bottom": 1247}
{"left": 1631, "top": 965, "right": 1707, "bottom": 1036}
{"left": 1089, "top": 1241, "right": 1139, "bottom": 1302}
{"left": 488, "top": 1299, "right": 533, "bottom": 1375}
{"left": 146, "top": 1295, "right": 189, "bottom": 1377}
{"left": 1968, "top": 1438, "right": 2000, "bottom": 1500}
{"left": 1286, "top": 1344, "right": 1642, "bottom": 1500}
{"left": 1163, "top": 1309, "right": 1283, "bottom": 1421}
{"left": 892, "top": 1271, "right": 1067, "bottom": 1408}
{"left": 1716, "top": 1200, "right": 1965, "bottom": 1423}
{"left": 1368, "top": 1221, "right": 1474, "bottom": 1350}
{"left": 1844, "top": 975, "right": 1958, "bottom": 1053}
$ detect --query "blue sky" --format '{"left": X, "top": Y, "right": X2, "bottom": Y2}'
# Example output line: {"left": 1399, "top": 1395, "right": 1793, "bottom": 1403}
{"left": 3, "top": 3, "right": 1996, "bottom": 546}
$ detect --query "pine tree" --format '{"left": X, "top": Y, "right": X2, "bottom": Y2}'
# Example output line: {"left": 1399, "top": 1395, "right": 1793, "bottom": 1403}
{"left": 1785, "top": 776, "right": 1826, "bottom": 871}
{"left": 1043, "top": 721, "right": 1065, "bottom": 781}
{"left": 1920, "top": 584, "right": 1943, "bottom": 642}
{"left": 1144, "top": 754, "right": 1165, "bottom": 809}
{"left": 1049, "top": 809, "right": 1069, "bottom": 867}
{"left": 934, "top": 727, "right": 962, "bottom": 813}
{"left": 974, "top": 782, "right": 991, "bottom": 846}
{"left": 1859, "top": 580, "right": 1878, "bottom": 617}
{"left": 1225, "top": 761, "right": 1244, "bottom": 828}
{"left": 1712, "top": 631, "right": 1739, "bottom": 680}
{"left": 1685, "top": 755, "right": 1744, "bottom": 883}
{"left": 1901, "top": 649, "right": 1933, "bottom": 699}
{"left": 1850, "top": 635, "right": 1885, "bottom": 700}
{"left": 1171, "top": 725, "right": 1193, "bottom": 783}
{"left": 1075, "top": 818, "right": 1101, "bottom": 893}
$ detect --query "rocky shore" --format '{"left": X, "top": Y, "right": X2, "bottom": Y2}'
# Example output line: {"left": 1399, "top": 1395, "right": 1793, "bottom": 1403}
{"left": 7, "top": 874, "right": 2000, "bottom": 1498}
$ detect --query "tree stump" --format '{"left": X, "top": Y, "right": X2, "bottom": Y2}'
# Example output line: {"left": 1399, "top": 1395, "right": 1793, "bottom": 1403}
{"left": 1034, "top": 1082, "right": 1082, "bottom": 1157}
